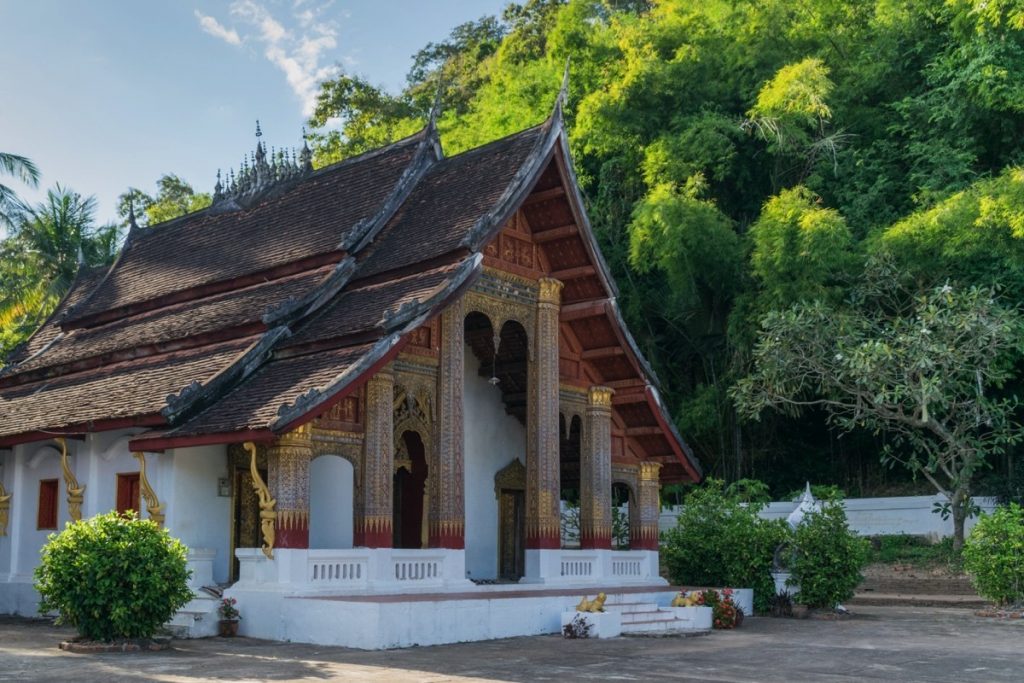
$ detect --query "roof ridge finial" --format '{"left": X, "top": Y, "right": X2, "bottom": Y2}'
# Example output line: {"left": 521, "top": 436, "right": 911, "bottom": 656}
{"left": 428, "top": 79, "right": 444, "bottom": 129}
{"left": 128, "top": 196, "right": 139, "bottom": 230}
{"left": 255, "top": 119, "right": 263, "bottom": 139}
{"left": 77, "top": 243, "right": 86, "bottom": 266}
{"left": 299, "top": 128, "right": 313, "bottom": 172}
{"left": 555, "top": 56, "right": 570, "bottom": 114}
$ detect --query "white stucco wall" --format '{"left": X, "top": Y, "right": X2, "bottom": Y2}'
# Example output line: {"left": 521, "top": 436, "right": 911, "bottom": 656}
{"left": 463, "top": 343, "right": 527, "bottom": 580}
{"left": 309, "top": 455, "right": 355, "bottom": 549}
{"left": 164, "top": 444, "right": 231, "bottom": 584}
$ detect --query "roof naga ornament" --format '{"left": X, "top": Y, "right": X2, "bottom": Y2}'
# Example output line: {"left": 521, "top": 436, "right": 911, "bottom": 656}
{"left": 57, "top": 437, "right": 84, "bottom": 522}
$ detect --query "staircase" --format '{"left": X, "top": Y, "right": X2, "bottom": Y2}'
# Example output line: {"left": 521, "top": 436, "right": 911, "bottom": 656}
{"left": 165, "top": 594, "right": 221, "bottom": 638}
{"left": 603, "top": 595, "right": 710, "bottom": 635}
{"left": 849, "top": 565, "right": 986, "bottom": 608}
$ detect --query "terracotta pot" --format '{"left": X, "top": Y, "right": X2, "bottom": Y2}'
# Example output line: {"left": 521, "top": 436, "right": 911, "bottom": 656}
{"left": 219, "top": 619, "right": 240, "bottom": 637}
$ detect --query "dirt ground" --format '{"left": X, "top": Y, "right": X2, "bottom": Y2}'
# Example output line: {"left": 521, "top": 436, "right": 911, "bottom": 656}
{"left": 1, "top": 605, "right": 1021, "bottom": 682}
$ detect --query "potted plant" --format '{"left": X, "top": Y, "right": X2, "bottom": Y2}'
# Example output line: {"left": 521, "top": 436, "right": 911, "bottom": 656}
{"left": 217, "top": 597, "right": 240, "bottom": 637}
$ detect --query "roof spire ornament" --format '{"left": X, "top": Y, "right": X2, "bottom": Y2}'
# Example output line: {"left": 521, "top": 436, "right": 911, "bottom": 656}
{"left": 554, "top": 56, "right": 571, "bottom": 116}
{"left": 127, "top": 197, "right": 139, "bottom": 230}
{"left": 213, "top": 169, "right": 224, "bottom": 202}
{"left": 299, "top": 127, "right": 313, "bottom": 172}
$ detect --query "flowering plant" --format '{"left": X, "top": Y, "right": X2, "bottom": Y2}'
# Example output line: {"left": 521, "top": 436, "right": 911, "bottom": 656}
{"left": 218, "top": 597, "right": 240, "bottom": 621}
{"left": 702, "top": 588, "right": 742, "bottom": 629}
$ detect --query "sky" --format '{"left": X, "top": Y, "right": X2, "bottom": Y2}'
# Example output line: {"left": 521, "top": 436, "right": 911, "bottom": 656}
{"left": 0, "top": 0, "right": 507, "bottom": 231}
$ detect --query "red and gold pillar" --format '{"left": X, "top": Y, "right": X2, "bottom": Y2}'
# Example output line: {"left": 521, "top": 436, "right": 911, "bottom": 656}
{"left": 357, "top": 366, "right": 394, "bottom": 547}
{"left": 580, "top": 386, "right": 614, "bottom": 549}
{"left": 268, "top": 424, "right": 313, "bottom": 549}
{"left": 526, "top": 277, "right": 563, "bottom": 549}
{"left": 431, "top": 299, "right": 466, "bottom": 548}
{"left": 632, "top": 461, "right": 662, "bottom": 551}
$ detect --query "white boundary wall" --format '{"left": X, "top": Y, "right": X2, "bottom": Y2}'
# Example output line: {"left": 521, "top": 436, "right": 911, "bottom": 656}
{"left": 659, "top": 494, "right": 999, "bottom": 539}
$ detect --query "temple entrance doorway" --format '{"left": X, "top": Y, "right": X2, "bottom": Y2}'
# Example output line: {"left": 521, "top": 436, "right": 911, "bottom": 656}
{"left": 612, "top": 482, "right": 633, "bottom": 550}
{"left": 494, "top": 458, "right": 526, "bottom": 580}
{"left": 228, "top": 444, "right": 267, "bottom": 582}
{"left": 393, "top": 430, "right": 428, "bottom": 549}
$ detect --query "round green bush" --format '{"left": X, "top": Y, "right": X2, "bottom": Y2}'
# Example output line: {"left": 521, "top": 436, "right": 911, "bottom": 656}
{"left": 790, "top": 503, "right": 868, "bottom": 609}
{"left": 662, "top": 479, "right": 787, "bottom": 613}
{"left": 34, "top": 511, "right": 193, "bottom": 641}
{"left": 963, "top": 503, "right": 1024, "bottom": 605}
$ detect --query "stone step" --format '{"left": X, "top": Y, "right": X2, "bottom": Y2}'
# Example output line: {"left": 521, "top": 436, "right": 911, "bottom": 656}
{"left": 620, "top": 610, "right": 676, "bottom": 624}
{"left": 621, "top": 617, "right": 692, "bottom": 633}
{"left": 602, "top": 602, "right": 660, "bottom": 614}
{"left": 848, "top": 592, "right": 988, "bottom": 609}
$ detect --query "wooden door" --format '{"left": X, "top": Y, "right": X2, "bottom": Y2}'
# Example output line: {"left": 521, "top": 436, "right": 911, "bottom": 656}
{"left": 498, "top": 489, "right": 525, "bottom": 581}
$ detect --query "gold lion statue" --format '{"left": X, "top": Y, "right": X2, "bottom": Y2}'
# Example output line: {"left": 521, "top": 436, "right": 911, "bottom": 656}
{"left": 576, "top": 592, "right": 607, "bottom": 612}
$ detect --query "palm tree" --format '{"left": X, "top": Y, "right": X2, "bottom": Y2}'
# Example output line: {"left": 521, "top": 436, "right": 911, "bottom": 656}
{"left": 0, "top": 152, "right": 40, "bottom": 228}
{"left": 0, "top": 186, "right": 120, "bottom": 361}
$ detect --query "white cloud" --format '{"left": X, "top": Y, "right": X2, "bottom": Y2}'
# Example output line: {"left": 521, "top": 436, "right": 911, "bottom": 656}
{"left": 228, "top": 0, "right": 341, "bottom": 117}
{"left": 194, "top": 10, "right": 242, "bottom": 46}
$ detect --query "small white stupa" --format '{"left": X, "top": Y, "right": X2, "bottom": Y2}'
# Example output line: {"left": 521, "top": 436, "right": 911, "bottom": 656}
{"left": 786, "top": 482, "right": 821, "bottom": 529}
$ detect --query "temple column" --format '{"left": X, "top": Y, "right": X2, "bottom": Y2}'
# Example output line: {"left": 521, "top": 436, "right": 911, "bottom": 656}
{"left": 526, "top": 278, "right": 563, "bottom": 549}
{"left": 633, "top": 461, "right": 662, "bottom": 551}
{"left": 268, "top": 424, "right": 313, "bottom": 549}
{"left": 580, "top": 386, "right": 614, "bottom": 549}
{"left": 431, "top": 299, "right": 465, "bottom": 548}
{"left": 358, "top": 366, "right": 394, "bottom": 547}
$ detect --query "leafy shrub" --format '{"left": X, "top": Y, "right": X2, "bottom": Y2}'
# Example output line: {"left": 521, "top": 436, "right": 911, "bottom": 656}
{"left": 662, "top": 479, "right": 787, "bottom": 613}
{"left": 34, "top": 511, "right": 193, "bottom": 641}
{"left": 963, "top": 503, "right": 1024, "bottom": 605}
{"left": 790, "top": 503, "right": 868, "bottom": 609}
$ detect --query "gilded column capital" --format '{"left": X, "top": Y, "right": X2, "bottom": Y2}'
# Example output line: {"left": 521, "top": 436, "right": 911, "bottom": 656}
{"left": 587, "top": 386, "right": 615, "bottom": 409}
{"left": 537, "top": 277, "right": 563, "bottom": 306}
{"left": 639, "top": 461, "right": 662, "bottom": 481}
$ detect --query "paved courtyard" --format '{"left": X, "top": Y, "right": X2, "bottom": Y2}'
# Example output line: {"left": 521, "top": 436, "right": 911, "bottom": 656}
{"left": 0, "top": 606, "right": 1020, "bottom": 682}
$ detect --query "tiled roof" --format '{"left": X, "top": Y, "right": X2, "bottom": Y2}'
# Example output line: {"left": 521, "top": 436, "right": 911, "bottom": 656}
{"left": 65, "top": 134, "right": 424, "bottom": 324}
{"left": 357, "top": 126, "right": 544, "bottom": 278}
{"left": 157, "top": 343, "right": 375, "bottom": 437}
{"left": 0, "top": 339, "right": 252, "bottom": 439}
{"left": 6, "top": 267, "right": 330, "bottom": 379}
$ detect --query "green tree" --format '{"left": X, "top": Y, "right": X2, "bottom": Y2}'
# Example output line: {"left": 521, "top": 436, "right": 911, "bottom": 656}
{"left": 0, "top": 152, "right": 40, "bottom": 228}
{"left": 0, "top": 187, "right": 120, "bottom": 361}
{"left": 116, "top": 174, "right": 211, "bottom": 228}
{"left": 734, "top": 264, "right": 1024, "bottom": 551}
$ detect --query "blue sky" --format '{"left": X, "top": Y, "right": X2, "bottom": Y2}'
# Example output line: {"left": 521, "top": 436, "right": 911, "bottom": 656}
{"left": 0, "top": 0, "right": 507, "bottom": 229}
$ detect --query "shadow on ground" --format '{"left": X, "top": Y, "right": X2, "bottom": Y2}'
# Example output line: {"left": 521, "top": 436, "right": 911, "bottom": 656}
{"left": 1, "top": 606, "right": 1022, "bottom": 682}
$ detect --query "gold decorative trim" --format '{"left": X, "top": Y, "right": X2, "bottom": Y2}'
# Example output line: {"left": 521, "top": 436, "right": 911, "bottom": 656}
{"left": 494, "top": 458, "right": 526, "bottom": 498}
{"left": 482, "top": 265, "right": 540, "bottom": 290}
{"left": 132, "top": 452, "right": 165, "bottom": 526}
{"left": 57, "top": 438, "right": 84, "bottom": 522}
{"left": 244, "top": 441, "right": 277, "bottom": 559}
{"left": 0, "top": 479, "right": 10, "bottom": 537}
{"left": 588, "top": 386, "right": 615, "bottom": 409}
{"left": 537, "top": 277, "right": 564, "bottom": 305}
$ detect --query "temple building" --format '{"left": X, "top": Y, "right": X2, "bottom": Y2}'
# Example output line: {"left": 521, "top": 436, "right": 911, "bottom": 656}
{"left": 0, "top": 87, "right": 702, "bottom": 647}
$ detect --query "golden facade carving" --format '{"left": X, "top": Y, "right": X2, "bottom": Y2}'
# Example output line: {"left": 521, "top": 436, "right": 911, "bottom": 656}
{"left": 493, "top": 457, "right": 526, "bottom": 497}
{"left": 432, "top": 298, "right": 466, "bottom": 546}
{"left": 526, "top": 278, "right": 563, "bottom": 546}
{"left": 580, "top": 386, "right": 614, "bottom": 547}
{"left": 268, "top": 424, "right": 314, "bottom": 538}
{"left": 132, "top": 452, "right": 165, "bottom": 526}
{"left": 244, "top": 441, "right": 277, "bottom": 559}
{"left": 57, "top": 438, "right": 84, "bottom": 522}
{"left": 636, "top": 461, "right": 662, "bottom": 549}
{"left": 359, "top": 366, "right": 395, "bottom": 545}
{"left": 0, "top": 479, "right": 10, "bottom": 537}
